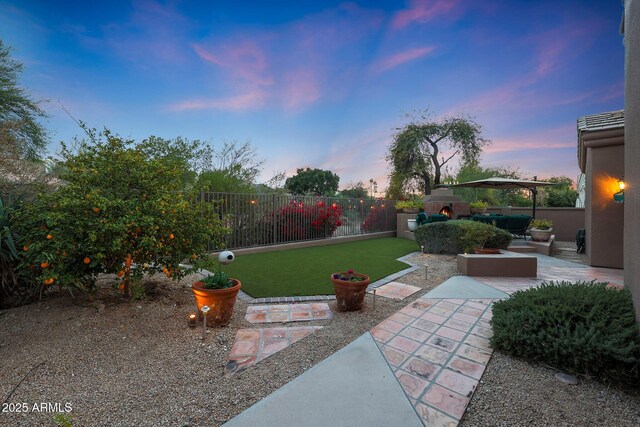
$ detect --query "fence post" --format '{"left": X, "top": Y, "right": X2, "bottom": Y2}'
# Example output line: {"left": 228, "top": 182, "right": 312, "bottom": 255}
{"left": 272, "top": 193, "right": 277, "bottom": 246}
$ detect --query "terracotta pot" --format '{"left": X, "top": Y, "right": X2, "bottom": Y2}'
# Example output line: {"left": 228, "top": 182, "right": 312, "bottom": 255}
{"left": 529, "top": 228, "right": 553, "bottom": 242}
{"left": 473, "top": 247, "right": 501, "bottom": 254}
{"left": 331, "top": 273, "right": 371, "bottom": 312}
{"left": 192, "top": 279, "right": 241, "bottom": 327}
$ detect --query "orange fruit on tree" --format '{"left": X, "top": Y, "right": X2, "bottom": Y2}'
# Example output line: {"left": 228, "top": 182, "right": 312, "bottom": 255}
{"left": 46, "top": 234, "right": 53, "bottom": 240}
{"left": 43, "top": 278, "right": 54, "bottom": 285}
{"left": 83, "top": 257, "right": 91, "bottom": 264}
{"left": 162, "top": 267, "right": 168, "bottom": 273}
{"left": 169, "top": 234, "right": 174, "bottom": 239}
{"left": 116, "top": 270, "right": 124, "bottom": 277}
{"left": 93, "top": 207, "right": 101, "bottom": 213}
{"left": 40, "top": 261, "right": 49, "bottom": 269}
{"left": 23, "top": 245, "right": 29, "bottom": 252}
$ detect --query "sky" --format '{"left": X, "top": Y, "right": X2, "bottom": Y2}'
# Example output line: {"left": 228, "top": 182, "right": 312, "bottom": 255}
{"left": 0, "top": 0, "right": 625, "bottom": 193}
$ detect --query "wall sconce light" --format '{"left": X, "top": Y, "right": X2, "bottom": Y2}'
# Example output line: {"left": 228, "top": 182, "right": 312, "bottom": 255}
{"left": 614, "top": 178, "right": 625, "bottom": 203}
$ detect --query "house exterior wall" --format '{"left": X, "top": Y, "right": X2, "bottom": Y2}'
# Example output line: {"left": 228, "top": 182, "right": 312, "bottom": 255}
{"left": 585, "top": 144, "right": 624, "bottom": 268}
{"left": 624, "top": 0, "right": 640, "bottom": 320}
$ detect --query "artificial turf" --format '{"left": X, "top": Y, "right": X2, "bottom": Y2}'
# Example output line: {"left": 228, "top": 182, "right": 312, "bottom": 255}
{"left": 206, "top": 237, "right": 420, "bottom": 298}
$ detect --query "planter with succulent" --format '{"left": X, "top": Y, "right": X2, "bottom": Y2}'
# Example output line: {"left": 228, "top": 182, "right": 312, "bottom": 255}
{"left": 529, "top": 219, "right": 553, "bottom": 242}
{"left": 462, "top": 224, "right": 501, "bottom": 254}
{"left": 330, "top": 269, "right": 371, "bottom": 311}
{"left": 395, "top": 198, "right": 423, "bottom": 214}
{"left": 469, "top": 200, "right": 489, "bottom": 214}
{"left": 192, "top": 250, "right": 241, "bottom": 327}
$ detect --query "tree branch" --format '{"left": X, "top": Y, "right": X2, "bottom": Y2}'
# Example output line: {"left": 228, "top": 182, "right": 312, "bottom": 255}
{"left": 440, "top": 149, "right": 459, "bottom": 167}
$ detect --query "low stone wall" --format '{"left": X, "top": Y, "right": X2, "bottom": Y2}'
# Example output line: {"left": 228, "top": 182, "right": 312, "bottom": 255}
{"left": 216, "top": 231, "right": 397, "bottom": 256}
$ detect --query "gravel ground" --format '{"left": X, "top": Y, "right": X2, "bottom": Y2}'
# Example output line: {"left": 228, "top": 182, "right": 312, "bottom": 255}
{"left": 461, "top": 352, "right": 640, "bottom": 427}
{"left": 1, "top": 251, "right": 638, "bottom": 427}
{"left": 0, "top": 253, "right": 453, "bottom": 427}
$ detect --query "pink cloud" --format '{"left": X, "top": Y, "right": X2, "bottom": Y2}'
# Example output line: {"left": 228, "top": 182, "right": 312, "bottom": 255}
{"left": 391, "top": 0, "right": 460, "bottom": 30}
{"left": 281, "top": 68, "right": 321, "bottom": 110}
{"left": 371, "top": 46, "right": 436, "bottom": 73}
{"left": 484, "top": 125, "right": 577, "bottom": 155}
{"left": 173, "top": 3, "right": 383, "bottom": 113}
{"left": 169, "top": 91, "right": 267, "bottom": 111}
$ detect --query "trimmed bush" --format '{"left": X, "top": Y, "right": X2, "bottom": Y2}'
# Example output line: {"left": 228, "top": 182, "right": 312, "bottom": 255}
{"left": 491, "top": 281, "right": 640, "bottom": 386}
{"left": 414, "top": 220, "right": 512, "bottom": 254}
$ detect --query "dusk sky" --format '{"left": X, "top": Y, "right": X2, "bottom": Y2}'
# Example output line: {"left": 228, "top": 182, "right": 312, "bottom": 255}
{"left": 1, "top": 0, "right": 624, "bottom": 193}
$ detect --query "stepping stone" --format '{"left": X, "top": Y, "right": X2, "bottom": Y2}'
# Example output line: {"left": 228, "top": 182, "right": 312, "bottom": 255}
{"left": 368, "top": 281, "right": 421, "bottom": 300}
{"left": 245, "top": 303, "right": 333, "bottom": 324}
{"left": 226, "top": 326, "right": 322, "bottom": 374}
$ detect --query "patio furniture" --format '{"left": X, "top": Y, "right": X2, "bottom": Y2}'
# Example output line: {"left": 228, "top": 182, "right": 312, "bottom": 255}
{"left": 471, "top": 214, "right": 532, "bottom": 239}
{"left": 416, "top": 212, "right": 448, "bottom": 226}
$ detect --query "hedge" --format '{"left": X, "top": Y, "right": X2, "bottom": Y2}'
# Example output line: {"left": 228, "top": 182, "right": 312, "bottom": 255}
{"left": 491, "top": 281, "right": 640, "bottom": 386}
{"left": 414, "top": 220, "right": 512, "bottom": 254}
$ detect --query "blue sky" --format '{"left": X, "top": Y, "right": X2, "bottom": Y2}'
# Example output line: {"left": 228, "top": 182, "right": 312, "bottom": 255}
{"left": 0, "top": 0, "right": 624, "bottom": 192}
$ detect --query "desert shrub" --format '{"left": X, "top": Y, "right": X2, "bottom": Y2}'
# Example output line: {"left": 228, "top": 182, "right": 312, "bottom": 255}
{"left": 414, "top": 220, "right": 511, "bottom": 254}
{"left": 12, "top": 130, "right": 229, "bottom": 298}
{"left": 491, "top": 281, "right": 640, "bottom": 386}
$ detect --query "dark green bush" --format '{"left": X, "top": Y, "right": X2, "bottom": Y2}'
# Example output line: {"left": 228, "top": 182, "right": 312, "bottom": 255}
{"left": 491, "top": 281, "right": 640, "bottom": 386}
{"left": 414, "top": 220, "right": 512, "bottom": 254}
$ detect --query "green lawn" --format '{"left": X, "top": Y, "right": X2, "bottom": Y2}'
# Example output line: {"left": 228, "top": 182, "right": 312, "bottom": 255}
{"left": 206, "top": 237, "right": 419, "bottom": 298}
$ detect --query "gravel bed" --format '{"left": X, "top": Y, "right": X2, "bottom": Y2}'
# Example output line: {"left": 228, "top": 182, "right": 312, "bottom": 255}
{"left": 0, "top": 254, "right": 454, "bottom": 427}
{"left": 461, "top": 352, "right": 640, "bottom": 426}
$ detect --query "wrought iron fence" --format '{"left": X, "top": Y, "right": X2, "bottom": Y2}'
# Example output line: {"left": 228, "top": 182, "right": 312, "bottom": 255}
{"left": 200, "top": 192, "right": 397, "bottom": 250}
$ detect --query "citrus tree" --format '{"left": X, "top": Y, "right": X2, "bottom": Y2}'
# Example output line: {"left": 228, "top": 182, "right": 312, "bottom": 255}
{"left": 13, "top": 129, "right": 228, "bottom": 297}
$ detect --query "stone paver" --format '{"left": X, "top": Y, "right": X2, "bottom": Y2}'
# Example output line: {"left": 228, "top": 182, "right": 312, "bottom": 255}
{"left": 245, "top": 303, "right": 333, "bottom": 324}
{"left": 368, "top": 281, "right": 422, "bottom": 300}
{"left": 371, "top": 296, "right": 496, "bottom": 424}
{"left": 226, "top": 326, "right": 322, "bottom": 374}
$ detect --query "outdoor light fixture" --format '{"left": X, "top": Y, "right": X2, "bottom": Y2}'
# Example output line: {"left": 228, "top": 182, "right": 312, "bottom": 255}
{"left": 201, "top": 305, "right": 210, "bottom": 338}
{"left": 188, "top": 313, "right": 197, "bottom": 328}
{"left": 614, "top": 178, "right": 625, "bottom": 203}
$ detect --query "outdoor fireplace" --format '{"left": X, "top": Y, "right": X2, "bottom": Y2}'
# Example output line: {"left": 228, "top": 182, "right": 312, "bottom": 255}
{"left": 439, "top": 206, "right": 453, "bottom": 218}
{"left": 423, "top": 188, "right": 470, "bottom": 219}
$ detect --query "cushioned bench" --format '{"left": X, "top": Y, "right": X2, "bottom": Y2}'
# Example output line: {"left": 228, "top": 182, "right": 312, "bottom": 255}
{"left": 416, "top": 213, "right": 449, "bottom": 226}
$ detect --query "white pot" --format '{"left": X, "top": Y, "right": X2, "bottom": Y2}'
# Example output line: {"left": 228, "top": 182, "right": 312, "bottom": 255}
{"left": 407, "top": 219, "right": 418, "bottom": 232}
{"left": 529, "top": 228, "right": 553, "bottom": 242}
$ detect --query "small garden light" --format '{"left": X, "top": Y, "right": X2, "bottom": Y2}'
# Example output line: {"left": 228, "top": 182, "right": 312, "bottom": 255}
{"left": 188, "top": 313, "right": 197, "bottom": 328}
{"left": 201, "top": 305, "right": 210, "bottom": 337}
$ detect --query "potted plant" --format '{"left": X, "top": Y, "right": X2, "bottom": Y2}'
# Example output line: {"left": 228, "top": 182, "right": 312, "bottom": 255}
{"left": 469, "top": 200, "right": 489, "bottom": 214}
{"left": 395, "top": 197, "right": 423, "bottom": 214}
{"left": 462, "top": 224, "right": 500, "bottom": 254}
{"left": 330, "top": 269, "right": 371, "bottom": 311}
{"left": 192, "top": 250, "right": 241, "bottom": 326}
{"left": 529, "top": 219, "right": 553, "bottom": 242}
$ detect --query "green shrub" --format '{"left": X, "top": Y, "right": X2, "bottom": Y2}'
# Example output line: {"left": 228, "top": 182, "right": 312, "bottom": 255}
{"left": 530, "top": 218, "right": 552, "bottom": 229}
{"left": 12, "top": 129, "right": 229, "bottom": 298}
{"left": 414, "top": 220, "right": 512, "bottom": 254}
{"left": 469, "top": 200, "right": 488, "bottom": 209}
{"left": 491, "top": 281, "right": 640, "bottom": 386}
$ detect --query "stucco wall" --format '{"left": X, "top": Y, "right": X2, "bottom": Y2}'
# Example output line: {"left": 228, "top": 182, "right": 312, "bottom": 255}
{"left": 585, "top": 145, "right": 625, "bottom": 268}
{"left": 624, "top": 0, "right": 640, "bottom": 320}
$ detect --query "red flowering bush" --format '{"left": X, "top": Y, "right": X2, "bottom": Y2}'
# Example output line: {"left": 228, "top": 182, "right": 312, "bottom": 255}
{"left": 273, "top": 200, "right": 342, "bottom": 242}
{"left": 361, "top": 206, "right": 389, "bottom": 233}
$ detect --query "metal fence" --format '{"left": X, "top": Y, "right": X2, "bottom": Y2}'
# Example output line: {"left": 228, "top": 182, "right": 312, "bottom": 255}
{"left": 200, "top": 192, "right": 397, "bottom": 250}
